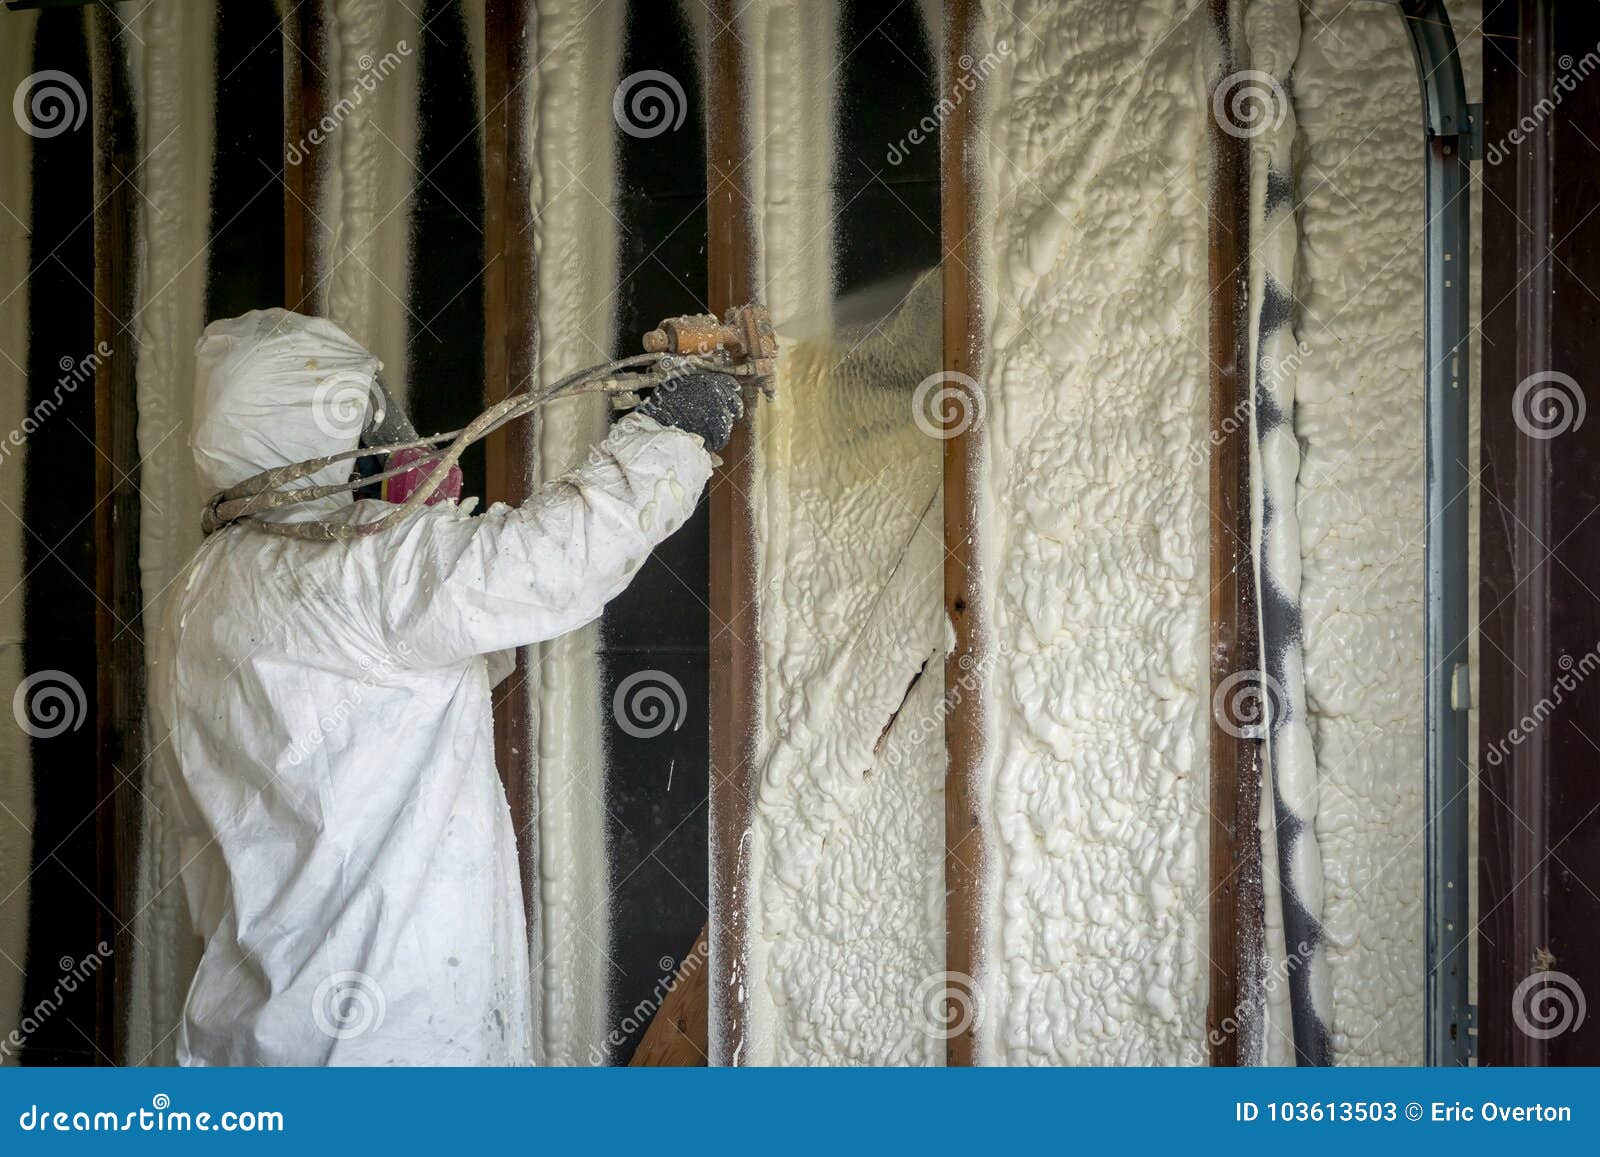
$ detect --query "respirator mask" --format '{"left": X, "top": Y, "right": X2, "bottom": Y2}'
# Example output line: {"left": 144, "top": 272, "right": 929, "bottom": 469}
{"left": 361, "top": 370, "right": 463, "bottom": 507}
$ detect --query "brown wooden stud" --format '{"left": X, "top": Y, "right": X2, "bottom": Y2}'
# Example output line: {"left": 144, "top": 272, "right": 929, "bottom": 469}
{"left": 481, "top": 0, "right": 540, "bottom": 937}
{"left": 1204, "top": 0, "right": 1265, "bottom": 1067}
{"left": 941, "top": 0, "right": 986, "bottom": 1070}
{"left": 89, "top": 6, "right": 143, "bottom": 1067}
{"left": 629, "top": 923, "right": 710, "bottom": 1066}
{"left": 704, "top": 0, "right": 759, "bottom": 1068}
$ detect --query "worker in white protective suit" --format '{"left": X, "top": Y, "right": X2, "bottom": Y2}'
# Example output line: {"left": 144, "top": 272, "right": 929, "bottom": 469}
{"left": 152, "top": 309, "right": 741, "bottom": 1065}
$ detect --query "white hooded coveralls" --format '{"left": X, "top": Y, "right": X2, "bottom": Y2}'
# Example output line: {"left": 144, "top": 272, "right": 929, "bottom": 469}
{"left": 153, "top": 310, "right": 711, "bottom": 1065}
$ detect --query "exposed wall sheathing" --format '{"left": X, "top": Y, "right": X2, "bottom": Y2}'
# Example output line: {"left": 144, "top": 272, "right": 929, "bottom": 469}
{"left": 0, "top": 7, "right": 38, "bottom": 1065}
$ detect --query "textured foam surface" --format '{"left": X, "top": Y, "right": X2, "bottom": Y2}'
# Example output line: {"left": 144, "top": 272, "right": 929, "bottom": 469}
{"left": 1293, "top": 0, "right": 1427, "bottom": 1065}
{"left": 976, "top": 0, "right": 1213, "bottom": 1064}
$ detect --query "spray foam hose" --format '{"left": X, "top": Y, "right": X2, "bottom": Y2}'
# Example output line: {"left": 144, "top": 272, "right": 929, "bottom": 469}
{"left": 205, "top": 353, "right": 722, "bottom": 543}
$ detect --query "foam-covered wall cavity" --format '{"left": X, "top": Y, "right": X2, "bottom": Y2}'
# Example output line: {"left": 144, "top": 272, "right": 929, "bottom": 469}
{"left": 972, "top": 0, "right": 1212, "bottom": 1064}
{"left": 0, "top": 7, "right": 37, "bottom": 1065}
{"left": 1292, "top": 0, "right": 1428, "bottom": 1066}
{"left": 122, "top": 0, "right": 216, "bottom": 1066}
{"left": 748, "top": 277, "right": 947, "bottom": 1063}
{"left": 523, "top": 0, "right": 625, "bottom": 1065}
{"left": 1244, "top": 1, "right": 1332, "bottom": 1066}
{"left": 1291, "top": 0, "right": 1481, "bottom": 1068}
{"left": 320, "top": 0, "right": 420, "bottom": 400}
{"left": 736, "top": 0, "right": 948, "bottom": 1064}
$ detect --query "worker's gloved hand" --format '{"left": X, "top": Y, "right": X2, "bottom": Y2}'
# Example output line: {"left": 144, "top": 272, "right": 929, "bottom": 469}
{"left": 637, "top": 371, "right": 743, "bottom": 452}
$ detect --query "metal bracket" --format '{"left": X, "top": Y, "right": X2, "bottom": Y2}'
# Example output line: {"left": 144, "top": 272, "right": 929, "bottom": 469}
{"left": 1465, "top": 102, "right": 1484, "bottom": 161}
{"left": 1400, "top": 0, "right": 1474, "bottom": 1069}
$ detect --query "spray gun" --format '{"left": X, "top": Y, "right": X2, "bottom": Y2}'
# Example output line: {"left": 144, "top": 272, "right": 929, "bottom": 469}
{"left": 201, "top": 303, "right": 778, "bottom": 542}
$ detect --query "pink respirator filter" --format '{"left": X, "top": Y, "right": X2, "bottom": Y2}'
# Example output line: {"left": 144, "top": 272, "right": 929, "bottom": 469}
{"left": 381, "top": 446, "right": 464, "bottom": 506}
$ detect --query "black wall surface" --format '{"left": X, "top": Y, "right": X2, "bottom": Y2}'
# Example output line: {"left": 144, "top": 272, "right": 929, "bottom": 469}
{"left": 599, "top": 0, "right": 711, "bottom": 1065}
{"left": 409, "top": 0, "right": 488, "bottom": 501}
{"left": 207, "top": 0, "right": 284, "bottom": 324}
{"left": 16, "top": 9, "right": 99, "bottom": 1066}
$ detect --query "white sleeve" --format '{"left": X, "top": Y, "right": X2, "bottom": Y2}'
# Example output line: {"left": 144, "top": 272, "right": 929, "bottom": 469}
{"left": 374, "top": 412, "right": 711, "bottom": 666}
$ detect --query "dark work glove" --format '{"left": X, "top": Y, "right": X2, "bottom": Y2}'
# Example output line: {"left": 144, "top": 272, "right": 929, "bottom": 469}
{"left": 637, "top": 371, "right": 744, "bottom": 452}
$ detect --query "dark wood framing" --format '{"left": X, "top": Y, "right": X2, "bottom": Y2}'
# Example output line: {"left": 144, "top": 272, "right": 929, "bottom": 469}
{"left": 481, "top": 0, "right": 540, "bottom": 942}
{"left": 89, "top": 5, "right": 142, "bottom": 1066}
{"left": 704, "top": 0, "right": 759, "bottom": 1068}
{"left": 1205, "top": 0, "right": 1265, "bottom": 1067}
{"left": 941, "top": 0, "right": 986, "bottom": 1069}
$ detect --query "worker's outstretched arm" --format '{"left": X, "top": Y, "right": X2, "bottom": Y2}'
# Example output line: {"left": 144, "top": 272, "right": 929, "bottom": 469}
{"left": 373, "top": 410, "right": 714, "bottom": 666}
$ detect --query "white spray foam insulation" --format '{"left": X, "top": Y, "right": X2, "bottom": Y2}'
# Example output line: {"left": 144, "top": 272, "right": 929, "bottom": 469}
{"left": 1292, "top": 0, "right": 1428, "bottom": 1065}
{"left": 121, "top": 0, "right": 217, "bottom": 1066}
{"left": 735, "top": 0, "right": 953, "bottom": 1064}
{"left": 1244, "top": 0, "right": 1333, "bottom": 1066}
{"left": 321, "top": 0, "right": 420, "bottom": 404}
{"left": 749, "top": 276, "right": 947, "bottom": 1064}
{"left": 974, "top": 0, "right": 1213, "bottom": 1064}
{"left": 733, "top": 0, "right": 836, "bottom": 1065}
{"left": 525, "top": 0, "right": 625, "bottom": 1065}
{"left": 0, "top": 7, "right": 37, "bottom": 1064}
